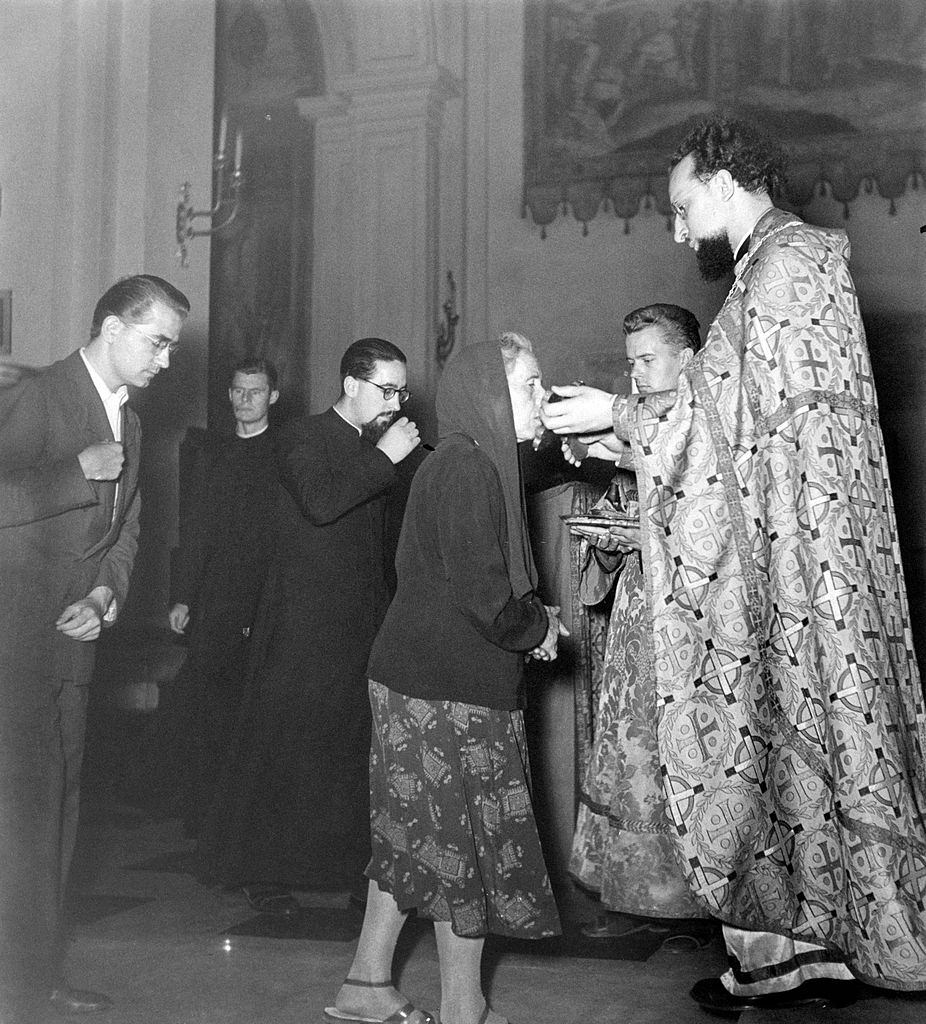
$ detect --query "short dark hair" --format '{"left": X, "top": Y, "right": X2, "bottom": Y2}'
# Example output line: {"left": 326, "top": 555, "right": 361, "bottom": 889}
{"left": 90, "top": 275, "right": 190, "bottom": 339}
{"left": 623, "top": 303, "right": 702, "bottom": 354}
{"left": 671, "top": 116, "right": 787, "bottom": 197}
{"left": 230, "top": 356, "right": 278, "bottom": 390}
{"left": 340, "top": 337, "right": 406, "bottom": 383}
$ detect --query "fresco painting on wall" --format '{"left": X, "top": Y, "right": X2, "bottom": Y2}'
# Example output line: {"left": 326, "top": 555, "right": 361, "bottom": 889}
{"left": 523, "top": 0, "right": 926, "bottom": 231}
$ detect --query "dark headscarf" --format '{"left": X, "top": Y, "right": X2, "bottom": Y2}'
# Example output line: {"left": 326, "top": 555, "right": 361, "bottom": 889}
{"left": 436, "top": 340, "right": 538, "bottom": 599}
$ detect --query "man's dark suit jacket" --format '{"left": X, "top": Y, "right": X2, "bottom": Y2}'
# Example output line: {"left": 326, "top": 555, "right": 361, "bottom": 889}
{"left": 0, "top": 350, "right": 141, "bottom": 705}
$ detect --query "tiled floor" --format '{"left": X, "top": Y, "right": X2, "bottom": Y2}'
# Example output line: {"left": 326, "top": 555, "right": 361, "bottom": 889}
{"left": 58, "top": 789, "right": 926, "bottom": 1024}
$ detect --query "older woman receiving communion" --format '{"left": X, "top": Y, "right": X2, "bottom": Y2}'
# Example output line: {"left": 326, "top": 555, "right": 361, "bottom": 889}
{"left": 325, "top": 333, "right": 567, "bottom": 1024}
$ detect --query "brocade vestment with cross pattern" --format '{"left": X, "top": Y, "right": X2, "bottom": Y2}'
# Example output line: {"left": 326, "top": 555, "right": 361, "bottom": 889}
{"left": 617, "top": 207, "right": 926, "bottom": 989}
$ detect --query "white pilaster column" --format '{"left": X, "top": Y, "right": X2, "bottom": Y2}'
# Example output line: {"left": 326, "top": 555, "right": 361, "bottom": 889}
{"left": 299, "top": 66, "right": 458, "bottom": 421}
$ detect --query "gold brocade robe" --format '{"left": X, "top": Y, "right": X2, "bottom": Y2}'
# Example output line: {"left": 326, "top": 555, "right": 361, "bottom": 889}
{"left": 617, "top": 208, "right": 926, "bottom": 989}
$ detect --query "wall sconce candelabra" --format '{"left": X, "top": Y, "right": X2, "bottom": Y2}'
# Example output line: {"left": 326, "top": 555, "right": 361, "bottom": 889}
{"left": 436, "top": 270, "right": 460, "bottom": 366}
{"left": 176, "top": 111, "right": 243, "bottom": 266}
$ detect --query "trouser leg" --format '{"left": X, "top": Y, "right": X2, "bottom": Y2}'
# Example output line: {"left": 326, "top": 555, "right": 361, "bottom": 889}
{"left": 721, "top": 924, "right": 854, "bottom": 995}
{"left": 55, "top": 682, "right": 89, "bottom": 971}
{"left": 57, "top": 682, "right": 89, "bottom": 888}
{"left": 0, "top": 698, "right": 61, "bottom": 1024}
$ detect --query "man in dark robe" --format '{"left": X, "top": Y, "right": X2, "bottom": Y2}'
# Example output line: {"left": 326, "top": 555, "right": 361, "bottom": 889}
{"left": 197, "top": 337, "right": 424, "bottom": 914}
{"left": 0, "top": 275, "right": 189, "bottom": 1022}
{"left": 166, "top": 357, "right": 281, "bottom": 833}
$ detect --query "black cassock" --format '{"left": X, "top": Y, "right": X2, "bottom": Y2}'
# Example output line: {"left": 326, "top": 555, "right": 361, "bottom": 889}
{"left": 166, "top": 427, "right": 280, "bottom": 830}
{"left": 197, "top": 408, "right": 423, "bottom": 890}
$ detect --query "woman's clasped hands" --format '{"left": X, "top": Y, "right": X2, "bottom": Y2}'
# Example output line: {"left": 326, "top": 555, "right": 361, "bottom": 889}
{"left": 528, "top": 604, "right": 570, "bottom": 662}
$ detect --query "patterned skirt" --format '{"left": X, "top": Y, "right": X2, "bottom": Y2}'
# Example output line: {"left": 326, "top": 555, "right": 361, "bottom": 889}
{"left": 366, "top": 679, "right": 561, "bottom": 939}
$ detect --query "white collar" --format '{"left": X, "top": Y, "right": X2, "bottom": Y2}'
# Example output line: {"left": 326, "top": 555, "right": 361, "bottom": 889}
{"left": 79, "top": 348, "right": 129, "bottom": 410}
{"left": 333, "top": 405, "right": 361, "bottom": 435}
{"left": 236, "top": 423, "right": 269, "bottom": 438}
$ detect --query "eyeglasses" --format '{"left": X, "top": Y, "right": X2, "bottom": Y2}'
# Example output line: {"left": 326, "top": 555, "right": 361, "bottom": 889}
{"left": 358, "top": 378, "right": 410, "bottom": 404}
{"left": 121, "top": 319, "right": 180, "bottom": 355}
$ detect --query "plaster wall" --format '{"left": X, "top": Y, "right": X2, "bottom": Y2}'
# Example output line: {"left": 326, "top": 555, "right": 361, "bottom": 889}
{"left": 0, "top": 0, "right": 217, "bottom": 622}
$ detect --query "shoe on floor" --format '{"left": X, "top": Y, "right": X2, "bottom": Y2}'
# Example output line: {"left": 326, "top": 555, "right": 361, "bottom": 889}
{"left": 658, "top": 922, "right": 719, "bottom": 953}
{"left": 324, "top": 979, "right": 435, "bottom": 1024}
{"left": 241, "top": 884, "right": 302, "bottom": 917}
{"left": 323, "top": 1004, "right": 434, "bottom": 1024}
{"left": 49, "top": 986, "right": 112, "bottom": 1014}
{"left": 689, "top": 976, "right": 860, "bottom": 1017}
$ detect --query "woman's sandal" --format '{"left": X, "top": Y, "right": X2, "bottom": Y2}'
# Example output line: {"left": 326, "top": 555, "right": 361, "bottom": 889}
{"left": 323, "top": 979, "right": 436, "bottom": 1024}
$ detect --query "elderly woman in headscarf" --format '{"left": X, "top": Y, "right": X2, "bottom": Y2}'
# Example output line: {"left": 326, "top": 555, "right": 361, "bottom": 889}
{"left": 324, "top": 333, "right": 566, "bottom": 1024}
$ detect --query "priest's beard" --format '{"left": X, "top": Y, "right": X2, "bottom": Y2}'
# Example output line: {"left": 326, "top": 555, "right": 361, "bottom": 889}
{"left": 361, "top": 411, "right": 397, "bottom": 444}
{"left": 696, "top": 231, "right": 735, "bottom": 281}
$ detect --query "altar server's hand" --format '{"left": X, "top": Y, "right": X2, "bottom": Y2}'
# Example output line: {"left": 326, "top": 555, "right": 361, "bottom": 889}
{"left": 570, "top": 522, "right": 640, "bottom": 554}
{"left": 560, "top": 432, "right": 632, "bottom": 467}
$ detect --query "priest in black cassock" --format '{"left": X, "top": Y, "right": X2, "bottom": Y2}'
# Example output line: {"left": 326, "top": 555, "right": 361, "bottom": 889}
{"left": 196, "top": 338, "right": 425, "bottom": 915}
{"left": 166, "top": 357, "right": 281, "bottom": 834}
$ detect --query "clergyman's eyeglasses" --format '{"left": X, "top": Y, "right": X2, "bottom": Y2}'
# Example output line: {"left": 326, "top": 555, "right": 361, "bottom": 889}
{"left": 358, "top": 378, "right": 410, "bottom": 404}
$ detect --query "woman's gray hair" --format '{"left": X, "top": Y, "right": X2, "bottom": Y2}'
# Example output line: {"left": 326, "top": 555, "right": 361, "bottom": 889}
{"left": 497, "top": 331, "right": 534, "bottom": 373}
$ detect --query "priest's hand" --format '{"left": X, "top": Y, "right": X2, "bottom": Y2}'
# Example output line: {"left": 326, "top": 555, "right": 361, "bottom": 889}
{"left": 541, "top": 385, "right": 617, "bottom": 435}
{"left": 377, "top": 417, "right": 420, "bottom": 464}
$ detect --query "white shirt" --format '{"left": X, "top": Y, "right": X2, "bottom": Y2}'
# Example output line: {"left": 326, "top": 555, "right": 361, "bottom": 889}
{"left": 79, "top": 348, "right": 129, "bottom": 536}
{"left": 79, "top": 348, "right": 129, "bottom": 440}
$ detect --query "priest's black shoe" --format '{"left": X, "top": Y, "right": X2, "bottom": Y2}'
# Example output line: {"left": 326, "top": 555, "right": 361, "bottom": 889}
{"left": 690, "top": 976, "right": 860, "bottom": 1017}
{"left": 49, "top": 986, "right": 112, "bottom": 1014}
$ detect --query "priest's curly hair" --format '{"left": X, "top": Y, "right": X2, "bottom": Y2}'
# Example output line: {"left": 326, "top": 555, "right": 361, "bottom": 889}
{"left": 671, "top": 115, "right": 788, "bottom": 197}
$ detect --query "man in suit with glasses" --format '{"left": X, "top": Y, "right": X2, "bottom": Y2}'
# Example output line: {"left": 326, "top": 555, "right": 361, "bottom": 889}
{"left": 0, "top": 275, "right": 189, "bottom": 1022}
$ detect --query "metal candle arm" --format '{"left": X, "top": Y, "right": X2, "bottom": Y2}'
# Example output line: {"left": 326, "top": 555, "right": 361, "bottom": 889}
{"left": 175, "top": 132, "right": 245, "bottom": 266}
